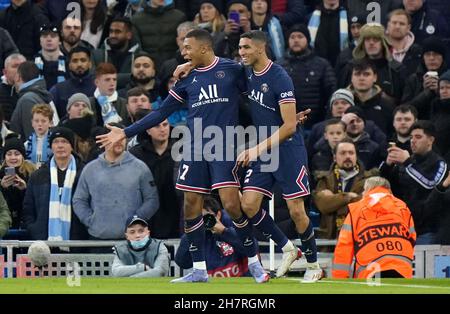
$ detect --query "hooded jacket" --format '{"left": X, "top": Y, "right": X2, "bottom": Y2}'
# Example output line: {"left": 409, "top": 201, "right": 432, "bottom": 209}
{"left": 129, "top": 137, "right": 181, "bottom": 239}
{"left": 73, "top": 151, "right": 159, "bottom": 240}
{"left": 350, "top": 84, "right": 396, "bottom": 135}
{"left": 10, "top": 78, "right": 53, "bottom": 139}
{"left": 22, "top": 155, "right": 88, "bottom": 241}
{"left": 92, "top": 38, "right": 141, "bottom": 80}
{"left": 390, "top": 32, "right": 423, "bottom": 76}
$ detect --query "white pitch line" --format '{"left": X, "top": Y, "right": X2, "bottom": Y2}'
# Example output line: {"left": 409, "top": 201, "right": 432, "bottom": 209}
{"left": 286, "top": 278, "right": 450, "bottom": 290}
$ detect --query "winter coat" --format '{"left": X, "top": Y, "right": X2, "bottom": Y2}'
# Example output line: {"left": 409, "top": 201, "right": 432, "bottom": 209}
{"left": 353, "top": 132, "right": 381, "bottom": 170}
{"left": 313, "top": 161, "right": 378, "bottom": 239}
{"left": 0, "top": 165, "right": 33, "bottom": 229}
{"left": 351, "top": 85, "right": 396, "bottom": 136}
{"left": 0, "top": 190, "right": 11, "bottom": 237}
{"left": 339, "top": 57, "right": 407, "bottom": 103}
{"left": 407, "top": 3, "right": 449, "bottom": 45}
{"left": 0, "top": 1, "right": 49, "bottom": 60}
{"left": 279, "top": 49, "right": 336, "bottom": 128}
{"left": 0, "top": 27, "right": 18, "bottom": 72}
{"left": 22, "top": 157, "right": 88, "bottom": 240}
{"left": 430, "top": 99, "right": 450, "bottom": 160}
{"left": 92, "top": 39, "right": 141, "bottom": 87}
{"left": 401, "top": 62, "right": 447, "bottom": 119}
{"left": 10, "top": 78, "right": 53, "bottom": 139}
{"left": 346, "top": 0, "right": 402, "bottom": 26}
{"left": 307, "top": 119, "right": 387, "bottom": 157}
{"left": 0, "top": 79, "right": 19, "bottom": 122}
{"left": 129, "top": 137, "right": 181, "bottom": 239}
{"left": 50, "top": 73, "right": 96, "bottom": 119}
{"left": 131, "top": 2, "right": 186, "bottom": 68}
{"left": 380, "top": 150, "right": 448, "bottom": 235}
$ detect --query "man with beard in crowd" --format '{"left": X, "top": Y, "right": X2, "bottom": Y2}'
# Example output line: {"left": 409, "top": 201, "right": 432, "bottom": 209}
{"left": 60, "top": 16, "right": 94, "bottom": 57}
{"left": 50, "top": 46, "right": 96, "bottom": 119}
{"left": 118, "top": 52, "right": 161, "bottom": 106}
{"left": 92, "top": 17, "right": 140, "bottom": 89}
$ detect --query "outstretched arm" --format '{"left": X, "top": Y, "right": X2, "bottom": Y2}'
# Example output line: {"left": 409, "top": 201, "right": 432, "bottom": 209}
{"left": 96, "top": 91, "right": 185, "bottom": 148}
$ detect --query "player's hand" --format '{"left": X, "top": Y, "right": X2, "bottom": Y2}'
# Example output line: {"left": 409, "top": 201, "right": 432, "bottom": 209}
{"left": 345, "top": 192, "right": 359, "bottom": 202}
{"left": 174, "top": 62, "right": 194, "bottom": 79}
{"left": 237, "top": 147, "right": 259, "bottom": 167}
{"left": 95, "top": 124, "right": 126, "bottom": 149}
{"left": 296, "top": 109, "right": 311, "bottom": 125}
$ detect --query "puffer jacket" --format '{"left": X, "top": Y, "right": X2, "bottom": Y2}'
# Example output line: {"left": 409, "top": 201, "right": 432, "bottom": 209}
{"left": 131, "top": 2, "right": 186, "bottom": 69}
{"left": 0, "top": 1, "right": 49, "bottom": 60}
{"left": 279, "top": 49, "right": 336, "bottom": 128}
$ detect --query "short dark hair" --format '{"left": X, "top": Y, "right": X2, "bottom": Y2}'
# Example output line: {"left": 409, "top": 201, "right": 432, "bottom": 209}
{"left": 68, "top": 45, "right": 91, "bottom": 62}
{"left": 351, "top": 58, "right": 377, "bottom": 75}
{"left": 324, "top": 118, "right": 346, "bottom": 132}
{"left": 110, "top": 16, "right": 132, "bottom": 32}
{"left": 185, "top": 29, "right": 213, "bottom": 48}
{"left": 203, "top": 196, "right": 222, "bottom": 215}
{"left": 393, "top": 104, "right": 418, "bottom": 119}
{"left": 410, "top": 120, "right": 436, "bottom": 138}
{"left": 333, "top": 138, "right": 356, "bottom": 155}
{"left": 127, "top": 87, "right": 150, "bottom": 100}
{"left": 17, "top": 61, "right": 40, "bottom": 83}
{"left": 240, "top": 30, "right": 268, "bottom": 44}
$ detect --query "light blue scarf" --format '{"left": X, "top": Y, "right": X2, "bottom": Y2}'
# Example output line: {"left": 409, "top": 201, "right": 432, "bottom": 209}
{"left": 48, "top": 155, "right": 77, "bottom": 241}
{"left": 26, "top": 132, "right": 52, "bottom": 164}
{"left": 34, "top": 52, "right": 67, "bottom": 84}
{"left": 308, "top": 8, "right": 349, "bottom": 51}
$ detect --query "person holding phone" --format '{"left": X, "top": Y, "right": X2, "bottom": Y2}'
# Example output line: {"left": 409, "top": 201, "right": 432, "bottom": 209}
{"left": 0, "top": 136, "right": 36, "bottom": 229}
{"left": 215, "top": 1, "right": 252, "bottom": 59}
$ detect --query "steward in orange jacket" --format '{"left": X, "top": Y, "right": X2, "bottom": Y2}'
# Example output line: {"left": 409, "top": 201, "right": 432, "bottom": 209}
{"left": 332, "top": 179, "right": 416, "bottom": 279}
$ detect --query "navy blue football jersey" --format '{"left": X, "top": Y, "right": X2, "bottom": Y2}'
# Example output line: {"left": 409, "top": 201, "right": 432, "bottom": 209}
{"left": 245, "top": 61, "right": 304, "bottom": 146}
{"left": 125, "top": 57, "right": 246, "bottom": 153}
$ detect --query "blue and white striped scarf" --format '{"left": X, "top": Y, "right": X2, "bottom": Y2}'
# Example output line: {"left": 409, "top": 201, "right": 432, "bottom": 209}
{"left": 34, "top": 52, "right": 67, "bottom": 85}
{"left": 267, "top": 17, "right": 285, "bottom": 61}
{"left": 95, "top": 89, "right": 122, "bottom": 125}
{"left": 48, "top": 155, "right": 77, "bottom": 241}
{"left": 25, "top": 132, "right": 52, "bottom": 165}
{"left": 308, "top": 8, "right": 349, "bottom": 51}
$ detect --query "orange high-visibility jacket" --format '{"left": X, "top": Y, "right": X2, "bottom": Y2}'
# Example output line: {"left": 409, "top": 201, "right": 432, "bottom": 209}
{"left": 332, "top": 186, "right": 416, "bottom": 278}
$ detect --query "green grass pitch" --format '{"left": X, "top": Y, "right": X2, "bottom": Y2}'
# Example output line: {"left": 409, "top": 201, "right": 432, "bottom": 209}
{"left": 0, "top": 277, "right": 449, "bottom": 294}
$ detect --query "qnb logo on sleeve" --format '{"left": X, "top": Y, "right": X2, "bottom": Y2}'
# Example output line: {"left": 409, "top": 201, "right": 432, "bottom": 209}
{"left": 280, "top": 91, "right": 294, "bottom": 98}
